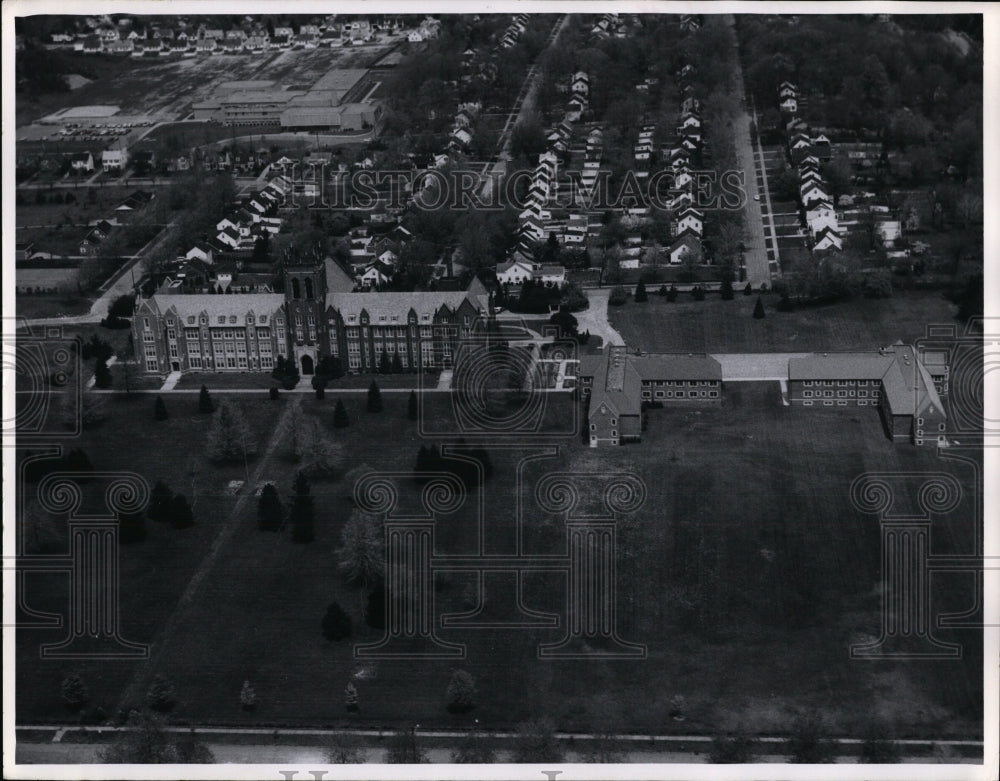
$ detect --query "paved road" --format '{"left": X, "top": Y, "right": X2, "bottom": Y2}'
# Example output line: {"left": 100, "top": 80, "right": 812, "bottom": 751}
{"left": 727, "top": 17, "right": 775, "bottom": 289}
{"left": 574, "top": 288, "right": 625, "bottom": 347}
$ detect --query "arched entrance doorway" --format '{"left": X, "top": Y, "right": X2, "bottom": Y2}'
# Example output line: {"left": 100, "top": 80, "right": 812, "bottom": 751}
{"left": 301, "top": 355, "right": 315, "bottom": 376}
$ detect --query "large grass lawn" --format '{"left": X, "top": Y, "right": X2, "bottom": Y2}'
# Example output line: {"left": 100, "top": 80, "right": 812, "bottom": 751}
{"left": 17, "top": 385, "right": 980, "bottom": 744}
{"left": 609, "top": 290, "right": 960, "bottom": 353}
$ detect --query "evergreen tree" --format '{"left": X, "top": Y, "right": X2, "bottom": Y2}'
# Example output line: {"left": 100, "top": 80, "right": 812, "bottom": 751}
{"left": 94, "top": 357, "right": 113, "bottom": 389}
{"left": 337, "top": 510, "right": 384, "bottom": 588}
{"left": 666, "top": 284, "right": 678, "bottom": 302}
{"left": 691, "top": 285, "right": 706, "bottom": 301}
{"left": 365, "top": 585, "right": 386, "bottom": 629}
{"left": 391, "top": 353, "right": 403, "bottom": 374}
{"left": 257, "top": 483, "right": 283, "bottom": 532}
{"left": 290, "top": 471, "right": 314, "bottom": 543}
{"left": 378, "top": 351, "right": 392, "bottom": 375}
{"left": 154, "top": 395, "right": 168, "bottom": 421}
{"left": 367, "top": 381, "right": 382, "bottom": 413}
{"left": 333, "top": 398, "right": 350, "bottom": 428}
{"left": 634, "top": 280, "right": 648, "bottom": 302}
{"left": 720, "top": 278, "right": 735, "bottom": 300}
{"left": 345, "top": 682, "right": 359, "bottom": 712}
{"left": 148, "top": 480, "right": 173, "bottom": 523}
{"left": 198, "top": 385, "right": 214, "bottom": 413}
{"left": 743, "top": 281, "right": 753, "bottom": 296}
{"left": 170, "top": 494, "right": 194, "bottom": 528}
{"left": 118, "top": 508, "right": 146, "bottom": 544}
{"left": 753, "top": 296, "right": 766, "bottom": 319}
{"left": 408, "top": 390, "right": 419, "bottom": 421}
{"left": 206, "top": 399, "right": 257, "bottom": 462}
{"left": 658, "top": 284, "right": 668, "bottom": 297}
{"left": 414, "top": 444, "right": 429, "bottom": 475}
{"left": 322, "top": 601, "right": 353, "bottom": 641}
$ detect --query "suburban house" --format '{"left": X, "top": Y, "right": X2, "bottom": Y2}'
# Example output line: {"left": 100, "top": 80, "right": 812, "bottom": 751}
{"left": 675, "top": 207, "right": 704, "bottom": 237}
{"left": 102, "top": 147, "right": 129, "bottom": 172}
{"left": 787, "top": 343, "right": 946, "bottom": 447}
{"left": 577, "top": 346, "right": 723, "bottom": 446}
{"left": 668, "top": 234, "right": 701, "bottom": 265}
{"left": 812, "top": 226, "right": 843, "bottom": 251}
{"left": 70, "top": 152, "right": 95, "bottom": 173}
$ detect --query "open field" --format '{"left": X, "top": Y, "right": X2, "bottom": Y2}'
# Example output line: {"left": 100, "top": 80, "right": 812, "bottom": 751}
{"left": 15, "top": 387, "right": 981, "bottom": 745}
{"left": 609, "top": 290, "right": 959, "bottom": 353}
{"left": 17, "top": 46, "right": 395, "bottom": 129}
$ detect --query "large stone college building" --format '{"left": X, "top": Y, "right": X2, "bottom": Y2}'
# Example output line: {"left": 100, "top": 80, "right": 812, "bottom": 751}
{"left": 134, "top": 257, "right": 490, "bottom": 376}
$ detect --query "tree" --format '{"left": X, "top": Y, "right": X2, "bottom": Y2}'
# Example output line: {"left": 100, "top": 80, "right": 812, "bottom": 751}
{"left": 118, "top": 508, "right": 146, "bottom": 544}
{"left": 720, "top": 278, "right": 735, "bottom": 300}
{"left": 859, "top": 724, "right": 901, "bottom": 763}
{"left": 240, "top": 680, "right": 257, "bottom": 710}
{"left": 367, "top": 381, "right": 382, "bottom": 413}
{"left": 408, "top": 390, "right": 419, "bottom": 421}
{"left": 743, "top": 282, "right": 753, "bottom": 296}
{"left": 378, "top": 350, "right": 392, "bottom": 375}
{"left": 365, "top": 585, "right": 386, "bottom": 629}
{"left": 337, "top": 510, "right": 385, "bottom": 589}
{"left": 206, "top": 399, "right": 257, "bottom": 463}
{"left": 451, "top": 728, "right": 497, "bottom": 763}
{"left": 709, "top": 732, "right": 760, "bottom": 763}
{"left": 154, "top": 395, "right": 168, "bottom": 421}
{"left": 333, "top": 399, "right": 350, "bottom": 428}
{"left": 345, "top": 682, "right": 360, "bottom": 713}
{"left": 786, "top": 716, "right": 836, "bottom": 763}
{"left": 94, "top": 357, "right": 112, "bottom": 389}
{"left": 387, "top": 727, "right": 428, "bottom": 763}
{"left": 295, "top": 417, "right": 341, "bottom": 478}
{"left": 322, "top": 601, "right": 353, "bottom": 641}
{"left": 691, "top": 285, "right": 706, "bottom": 302}
{"left": 146, "top": 675, "right": 176, "bottom": 713}
{"left": 61, "top": 673, "right": 90, "bottom": 711}
{"left": 289, "top": 471, "right": 314, "bottom": 543}
{"left": 608, "top": 285, "right": 629, "bottom": 306}
{"left": 98, "top": 711, "right": 214, "bottom": 763}
{"left": 149, "top": 480, "right": 173, "bottom": 523}
{"left": 549, "top": 309, "right": 579, "bottom": 338}
{"left": 257, "top": 483, "right": 283, "bottom": 532}
{"left": 328, "top": 733, "right": 368, "bottom": 763}
{"left": 753, "top": 296, "right": 766, "bottom": 319}
{"left": 198, "top": 385, "right": 214, "bottom": 413}
{"left": 666, "top": 285, "right": 678, "bottom": 302}
{"left": 446, "top": 670, "right": 477, "bottom": 714}
{"left": 634, "top": 280, "right": 648, "bottom": 302}
{"left": 512, "top": 719, "right": 564, "bottom": 763}
{"left": 391, "top": 353, "right": 404, "bottom": 374}
{"left": 170, "top": 494, "right": 194, "bottom": 529}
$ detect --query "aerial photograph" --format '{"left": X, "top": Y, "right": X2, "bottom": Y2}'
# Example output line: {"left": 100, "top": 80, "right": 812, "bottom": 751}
{"left": 3, "top": 2, "right": 994, "bottom": 778}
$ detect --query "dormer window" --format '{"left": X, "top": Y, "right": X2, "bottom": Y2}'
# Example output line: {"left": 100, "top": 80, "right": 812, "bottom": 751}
{"left": 348, "top": 315, "right": 357, "bottom": 323}
{"left": 218, "top": 316, "right": 226, "bottom": 324}
{"left": 187, "top": 316, "right": 195, "bottom": 324}
{"left": 229, "top": 316, "right": 237, "bottom": 324}
{"left": 247, "top": 315, "right": 254, "bottom": 324}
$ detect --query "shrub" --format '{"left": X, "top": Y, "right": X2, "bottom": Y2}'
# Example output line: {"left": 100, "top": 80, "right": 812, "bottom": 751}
{"left": 691, "top": 285, "right": 706, "bottom": 301}
{"left": 666, "top": 285, "right": 678, "bottom": 302}
{"left": 170, "top": 494, "right": 195, "bottom": 528}
{"left": 154, "top": 395, "right": 168, "bottom": 421}
{"left": 93, "top": 357, "right": 112, "bottom": 389}
{"left": 753, "top": 296, "right": 766, "bottom": 319}
{"left": 658, "top": 284, "right": 668, "bottom": 297}
{"left": 61, "top": 673, "right": 90, "bottom": 711}
{"left": 323, "top": 602, "right": 353, "bottom": 641}
{"left": 608, "top": 285, "right": 628, "bottom": 305}
{"left": 146, "top": 675, "right": 176, "bottom": 713}
{"left": 634, "top": 280, "right": 648, "bottom": 302}
{"left": 446, "top": 670, "right": 477, "bottom": 714}
{"left": 743, "top": 282, "right": 753, "bottom": 296}
{"left": 240, "top": 681, "right": 257, "bottom": 710}
{"left": 345, "top": 682, "right": 359, "bottom": 713}
{"left": 720, "top": 278, "right": 735, "bottom": 300}
{"left": 269, "top": 387, "right": 280, "bottom": 400}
